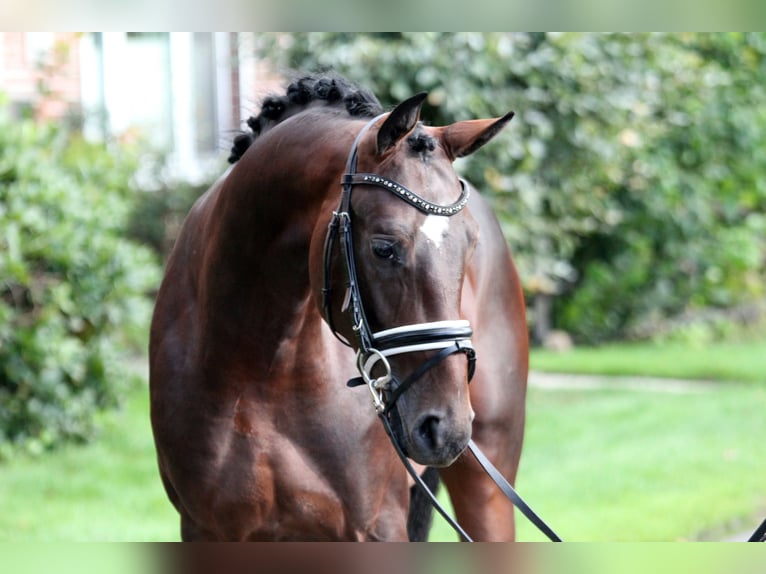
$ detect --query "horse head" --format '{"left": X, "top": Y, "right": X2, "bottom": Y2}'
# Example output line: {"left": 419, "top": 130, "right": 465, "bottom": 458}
{"left": 315, "top": 93, "right": 513, "bottom": 467}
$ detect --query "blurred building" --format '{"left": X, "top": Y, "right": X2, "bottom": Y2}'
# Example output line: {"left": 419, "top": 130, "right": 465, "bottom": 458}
{"left": 0, "top": 32, "right": 280, "bottom": 181}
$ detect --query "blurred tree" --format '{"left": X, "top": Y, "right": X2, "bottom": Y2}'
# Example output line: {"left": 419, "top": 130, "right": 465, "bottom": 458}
{"left": 0, "top": 95, "right": 161, "bottom": 456}
{"left": 257, "top": 32, "right": 766, "bottom": 343}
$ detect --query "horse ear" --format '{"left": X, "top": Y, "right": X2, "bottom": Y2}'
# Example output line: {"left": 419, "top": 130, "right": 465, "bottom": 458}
{"left": 376, "top": 92, "right": 428, "bottom": 155}
{"left": 441, "top": 111, "right": 515, "bottom": 160}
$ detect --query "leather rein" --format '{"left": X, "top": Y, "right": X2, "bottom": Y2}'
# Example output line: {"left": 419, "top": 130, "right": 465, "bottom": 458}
{"left": 321, "top": 113, "right": 562, "bottom": 542}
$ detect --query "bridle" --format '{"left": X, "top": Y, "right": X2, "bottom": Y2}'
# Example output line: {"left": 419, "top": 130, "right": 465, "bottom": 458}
{"left": 321, "top": 112, "right": 476, "bottom": 416}
{"left": 321, "top": 113, "right": 562, "bottom": 542}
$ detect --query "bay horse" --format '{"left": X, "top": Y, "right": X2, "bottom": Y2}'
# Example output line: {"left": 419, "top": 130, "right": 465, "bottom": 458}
{"left": 149, "top": 75, "right": 528, "bottom": 541}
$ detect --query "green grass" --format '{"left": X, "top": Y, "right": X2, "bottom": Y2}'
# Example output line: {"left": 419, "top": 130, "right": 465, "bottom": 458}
{"left": 429, "top": 336, "right": 766, "bottom": 541}
{"left": 430, "top": 383, "right": 766, "bottom": 541}
{"left": 0, "top": 384, "right": 178, "bottom": 541}
{"left": 2, "top": 347, "right": 765, "bottom": 542}
{"left": 530, "top": 337, "right": 766, "bottom": 383}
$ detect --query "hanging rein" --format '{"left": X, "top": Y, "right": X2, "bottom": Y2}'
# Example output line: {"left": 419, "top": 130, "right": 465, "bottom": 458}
{"left": 321, "top": 114, "right": 562, "bottom": 542}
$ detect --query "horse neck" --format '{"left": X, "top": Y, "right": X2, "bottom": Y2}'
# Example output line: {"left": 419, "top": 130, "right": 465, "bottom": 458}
{"left": 197, "top": 113, "right": 356, "bottom": 359}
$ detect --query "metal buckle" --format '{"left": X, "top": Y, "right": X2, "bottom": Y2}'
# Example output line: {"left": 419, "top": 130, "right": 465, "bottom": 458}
{"left": 356, "top": 348, "right": 392, "bottom": 413}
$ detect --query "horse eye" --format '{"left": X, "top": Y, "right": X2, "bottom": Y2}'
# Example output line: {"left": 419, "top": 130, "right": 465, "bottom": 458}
{"left": 371, "top": 239, "right": 396, "bottom": 260}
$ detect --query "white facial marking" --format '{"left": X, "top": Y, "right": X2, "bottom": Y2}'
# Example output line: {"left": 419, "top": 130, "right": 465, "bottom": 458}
{"left": 419, "top": 215, "right": 450, "bottom": 248}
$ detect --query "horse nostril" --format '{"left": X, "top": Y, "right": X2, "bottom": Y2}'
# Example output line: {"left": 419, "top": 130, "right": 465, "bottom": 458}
{"left": 417, "top": 414, "right": 444, "bottom": 451}
{"left": 409, "top": 410, "right": 471, "bottom": 466}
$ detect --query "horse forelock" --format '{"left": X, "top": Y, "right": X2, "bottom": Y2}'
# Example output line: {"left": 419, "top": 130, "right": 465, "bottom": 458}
{"left": 406, "top": 130, "right": 437, "bottom": 154}
{"left": 228, "top": 74, "right": 385, "bottom": 164}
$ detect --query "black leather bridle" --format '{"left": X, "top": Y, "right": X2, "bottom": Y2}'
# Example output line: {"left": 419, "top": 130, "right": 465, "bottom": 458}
{"left": 322, "top": 113, "right": 562, "bottom": 542}
{"left": 321, "top": 113, "right": 476, "bottom": 416}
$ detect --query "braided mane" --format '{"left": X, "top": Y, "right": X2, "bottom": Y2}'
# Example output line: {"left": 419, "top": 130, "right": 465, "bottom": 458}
{"left": 228, "top": 75, "right": 385, "bottom": 163}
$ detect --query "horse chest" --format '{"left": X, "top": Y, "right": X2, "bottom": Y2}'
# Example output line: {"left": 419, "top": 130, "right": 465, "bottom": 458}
{"left": 215, "top": 388, "right": 406, "bottom": 540}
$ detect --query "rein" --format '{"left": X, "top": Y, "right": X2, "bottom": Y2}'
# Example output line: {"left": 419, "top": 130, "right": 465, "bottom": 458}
{"left": 322, "top": 114, "right": 562, "bottom": 542}
{"left": 749, "top": 517, "right": 766, "bottom": 542}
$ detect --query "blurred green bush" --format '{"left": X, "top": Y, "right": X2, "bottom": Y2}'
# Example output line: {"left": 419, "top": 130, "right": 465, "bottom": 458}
{"left": 127, "top": 178, "right": 209, "bottom": 262}
{"left": 0, "top": 97, "right": 161, "bottom": 457}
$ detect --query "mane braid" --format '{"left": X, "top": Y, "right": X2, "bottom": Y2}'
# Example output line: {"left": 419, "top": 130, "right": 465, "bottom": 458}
{"left": 228, "top": 74, "right": 384, "bottom": 163}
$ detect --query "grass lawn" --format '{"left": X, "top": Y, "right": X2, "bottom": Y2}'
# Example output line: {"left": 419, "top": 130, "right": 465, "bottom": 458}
{"left": 1, "top": 345, "right": 764, "bottom": 542}
{"left": 529, "top": 337, "right": 766, "bottom": 383}
{"left": 0, "top": 382, "right": 178, "bottom": 541}
{"left": 431, "top": 337, "right": 766, "bottom": 541}
{"left": 430, "top": 383, "right": 766, "bottom": 541}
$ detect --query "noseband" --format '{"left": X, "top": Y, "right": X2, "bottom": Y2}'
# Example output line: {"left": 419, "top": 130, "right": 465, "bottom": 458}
{"left": 321, "top": 113, "right": 476, "bottom": 415}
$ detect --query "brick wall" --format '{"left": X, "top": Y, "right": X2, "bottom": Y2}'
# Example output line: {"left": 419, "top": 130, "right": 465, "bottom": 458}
{"left": 0, "top": 32, "right": 81, "bottom": 120}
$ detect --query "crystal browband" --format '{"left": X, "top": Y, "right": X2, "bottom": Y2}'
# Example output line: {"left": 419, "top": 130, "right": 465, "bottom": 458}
{"left": 342, "top": 174, "right": 470, "bottom": 216}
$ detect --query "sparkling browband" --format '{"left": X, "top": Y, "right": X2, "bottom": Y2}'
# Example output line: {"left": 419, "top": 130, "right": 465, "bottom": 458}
{"left": 342, "top": 174, "right": 470, "bottom": 216}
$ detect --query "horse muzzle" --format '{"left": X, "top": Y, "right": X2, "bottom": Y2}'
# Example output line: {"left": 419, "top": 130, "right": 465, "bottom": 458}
{"left": 406, "top": 406, "right": 472, "bottom": 467}
{"left": 347, "top": 319, "right": 476, "bottom": 466}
